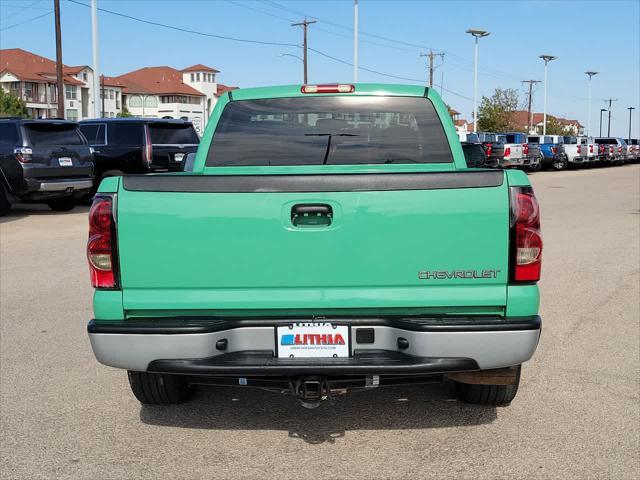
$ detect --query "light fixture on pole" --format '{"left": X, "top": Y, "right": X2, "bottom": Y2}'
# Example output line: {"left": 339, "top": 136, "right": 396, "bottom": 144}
{"left": 466, "top": 29, "right": 490, "bottom": 133}
{"left": 539, "top": 54, "right": 557, "bottom": 135}
{"left": 585, "top": 71, "right": 598, "bottom": 136}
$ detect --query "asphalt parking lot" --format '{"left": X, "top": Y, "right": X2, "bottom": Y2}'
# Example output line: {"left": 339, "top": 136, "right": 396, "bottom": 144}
{"left": 1, "top": 165, "right": 638, "bottom": 480}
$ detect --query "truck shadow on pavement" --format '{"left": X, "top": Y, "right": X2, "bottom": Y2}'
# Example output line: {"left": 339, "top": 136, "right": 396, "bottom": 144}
{"left": 0, "top": 204, "right": 89, "bottom": 224}
{"left": 139, "top": 382, "right": 497, "bottom": 444}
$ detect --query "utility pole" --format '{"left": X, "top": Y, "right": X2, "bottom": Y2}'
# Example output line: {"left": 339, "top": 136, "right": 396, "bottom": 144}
{"left": 291, "top": 18, "right": 316, "bottom": 84}
{"left": 420, "top": 50, "right": 445, "bottom": 88}
{"left": 54, "top": 0, "right": 65, "bottom": 119}
{"left": 605, "top": 98, "right": 617, "bottom": 136}
{"left": 101, "top": 75, "right": 105, "bottom": 116}
{"left": 353, "top": 0, "right": 358, "bottom": 83}
{"left": 522, "top": 80, "right": 541, "bottom": 134}
{"left": 628, "top": 107, "right": 636, "bottom": 141}
{"left": 92, "top": 0, "right": 101, "bottom": 118}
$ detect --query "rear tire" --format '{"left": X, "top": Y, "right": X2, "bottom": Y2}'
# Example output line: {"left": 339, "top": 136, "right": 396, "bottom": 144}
{"left": 455, "top": 365, "right": 521, "bottom": 406}
{"left": 0, "top": 184, "right": 11, "bottom": 216}
{"left": 46, "top": 197, "right": 77, "bottom": 212}
{"left": 127, "top": 371, "right": 193, "bottom": 405}
{"left": 528, "top": 156, "right": 543, "bottom": 172}
{"left": 552, "top": 155, "right": 568, "bottom": 171}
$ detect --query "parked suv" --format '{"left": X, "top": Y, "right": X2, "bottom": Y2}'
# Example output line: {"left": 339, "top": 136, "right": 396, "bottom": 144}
{"left": 0, "top": 118, "right": 93, "bottom": 215}
{"left": 79, "top": 118, "right": 199, "bottom": 193}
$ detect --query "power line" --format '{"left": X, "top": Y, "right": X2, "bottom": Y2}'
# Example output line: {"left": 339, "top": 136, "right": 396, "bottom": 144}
{"left": 0, "top": 0, "right": 44, "bottom": 20}
{"left": 66, "top": 0, "right": 298, "bottom": 47}
{"left": 0, "top": 10, "right": 52, "bottom": 31}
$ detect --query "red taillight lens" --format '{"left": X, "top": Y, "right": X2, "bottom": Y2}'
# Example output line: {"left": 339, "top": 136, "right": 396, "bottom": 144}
{"left": 87, "top": 195, "right": 118, "bottom": 289}
{"left": 610, "top": 146, "right": 614, "bottom": 154}
{"left": 14, "top": 147, "right": 33, "bottom": 163}
{"left": 301, "top": 84, "right": 355, "bottom": 94}
{"left": 504, "top": 147, "right": 511, "bottom": 157}
{"left": 523, "top": 143, "right": 529, "bottom": 155}
{"left": 589, "top": 144, "right": 594, "bottom": 153}
{"left": 618, "top": 146, "right": 622, "bottom": 153}
{"left": 552, "top": 147, "right": 557, "bottom": 154}
{"left": 577, "top": 145, "right": 581, "bottom": 154}
{"left": 485, "top": 144, "right": 492, "bottom": 157}
{"left": 510, "top": 187, "right": 542, "bottom": 282}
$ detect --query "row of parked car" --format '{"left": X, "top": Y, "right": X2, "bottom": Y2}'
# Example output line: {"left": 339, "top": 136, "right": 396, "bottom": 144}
{"left": 0, "top": 117, "right": 199, "bottom": 215}
{"left": 460, "top": 131, "right": 639, "bottom": 171}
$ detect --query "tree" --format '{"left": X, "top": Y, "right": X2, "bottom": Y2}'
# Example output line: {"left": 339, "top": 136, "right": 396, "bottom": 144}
{"left": 543, "top": 116, "right": 573, "bottom": 135}
{"left": 477, "top": 88, "right": 519, "bottom": 132}
{"left": 0, "top": 88, "right": 29, "bottom": 118}
{"left": 116, "top": 105, "right": 133, "bottom": 118}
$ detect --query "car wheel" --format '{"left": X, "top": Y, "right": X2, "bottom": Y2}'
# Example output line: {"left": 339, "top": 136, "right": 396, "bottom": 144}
{"left": 0, "top": 184, "right": 11, "bottom": 216}
{"left": 455, "top": 365, "right": 521, "bottom": 406}
{"left": 127, "top": 371, "right": 193, "bottom": 405}
{"left": 528, "top": 156, "right": 543, "bottom": 172}
{"left": 552, "top": 156, "right": 568, "bottom": 171}
{"left": 46, "top": 197, "right": 77, "bottom": 212}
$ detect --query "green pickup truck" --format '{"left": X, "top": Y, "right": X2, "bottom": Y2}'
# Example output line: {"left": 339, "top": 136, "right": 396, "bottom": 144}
{"left": 87, "top": 84, "right": 542, "bottom": 408}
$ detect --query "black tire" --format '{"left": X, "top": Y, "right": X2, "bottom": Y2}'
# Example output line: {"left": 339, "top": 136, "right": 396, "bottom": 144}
{"left": 552, "top": 155, "right": 568, "bottom": 171}
{"left": 127, "top": 371, "right": 193, "bottom": 405}
{"left": 455, "top": 365, "right": 521, "bottom": 406}
{"left": 0, "top": 183, "right": 11, "bottom": 216}
{"left": 528, "top": 156, "right": 543, "bottom": 172}
{"left": 46, "top": 197, "right": 77, "bottom": 212}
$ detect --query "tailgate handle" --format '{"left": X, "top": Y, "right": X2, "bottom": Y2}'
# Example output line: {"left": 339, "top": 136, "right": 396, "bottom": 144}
{"left": 291, "top": 204, "right": 332, "bottom": 227}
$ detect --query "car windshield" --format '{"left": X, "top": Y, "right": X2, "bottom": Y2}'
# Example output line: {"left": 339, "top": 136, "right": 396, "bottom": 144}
{"left": 25, "top": 123, "right": 84, "bottom": 146}
{"left": 206, "top": 96, "right": 453, "bottom": 166}
{"left": 148, "top": 124, "right": 199, "bottom": 145}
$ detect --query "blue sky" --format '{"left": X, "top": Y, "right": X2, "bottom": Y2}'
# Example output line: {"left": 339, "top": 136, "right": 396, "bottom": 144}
{"left": 1, "top": 0, "right": 639, "bottom": 136}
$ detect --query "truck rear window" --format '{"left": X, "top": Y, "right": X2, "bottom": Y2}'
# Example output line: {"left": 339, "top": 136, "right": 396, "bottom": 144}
{"left": 206, "top": 96, "right": 453, "bottom": 166}
{"left": 25, "top": 124, "right": 84, "bottom": 146}
{"left": 148, "top": 124, "right": 199, "bottom": 145}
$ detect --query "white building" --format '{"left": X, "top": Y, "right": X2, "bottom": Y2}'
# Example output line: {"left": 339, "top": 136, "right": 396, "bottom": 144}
{"left": 0, "top": 48, "right": 98, "bottom": 120}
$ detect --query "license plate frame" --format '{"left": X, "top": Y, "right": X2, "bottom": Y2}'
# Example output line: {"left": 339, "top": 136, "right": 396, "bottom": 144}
{"left": 58, "top": 157, "right": 73, "bottom": 166}
{"left": 275, "top": 323, "right": 351, "bottom": 359}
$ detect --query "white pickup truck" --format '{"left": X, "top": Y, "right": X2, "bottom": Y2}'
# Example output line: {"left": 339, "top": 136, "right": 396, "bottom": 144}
{"left": 497, "top": 133, "right": 526, "bottom": 167}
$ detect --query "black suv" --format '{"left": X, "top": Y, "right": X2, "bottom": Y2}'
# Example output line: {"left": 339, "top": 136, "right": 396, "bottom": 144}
{"left": 78, "top": 118, "right": 199, "bottom": 192}
{"left": 0, "top": 118, "right": 94, "bottom": 215}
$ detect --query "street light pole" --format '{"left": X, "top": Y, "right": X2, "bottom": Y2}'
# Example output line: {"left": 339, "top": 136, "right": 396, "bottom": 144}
{"left": 91, "top": 0, "right": 100, "bottom": 118}
{"left": 539, "top": 54, "right": 557, "bottom": 136}
{"left": 600, "top": 108, "right": 607, "bottom": 137}
{"left": 353, "top": 0, "right": 358, "bottom": 83}
{"left": 466, "top": 29, "right": 490, "bottom": 133}
{"left": 585, "top": 71, "right": 598, "bottom": 136}
{"left": 628, "top": 107, "right": 636, "bottom": 141}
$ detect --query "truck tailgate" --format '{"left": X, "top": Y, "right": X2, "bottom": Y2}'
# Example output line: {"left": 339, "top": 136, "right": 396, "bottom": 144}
{"left": 117, "top": 172, "right": 509, "bottom": 314}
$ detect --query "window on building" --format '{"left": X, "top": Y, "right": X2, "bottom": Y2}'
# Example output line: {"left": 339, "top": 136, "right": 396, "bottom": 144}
{"left": 109, "top": 89, "right": 114, "bottom": 100}
{"left": 144, "top": 96, "right": 158, "bottom": 108}
{"left": 24, "top": 82, "right": 34, "bottom": 100}
{"left": 65, "top": 85, "right": 77, "bottom": 100}
{"left": 129, "top": 95, "right": 142, "bottom": 107}
{"left": 83, "top": 72, "right": 88, "bottom": 81}
{"left": 196, "top": 73, "right": 200, "bottom": 82}
{"left": 190, "top": 73, "right": 194, "bottom": 82}
{"left": 66, "top": 109, "right": 78, "bottom": 121}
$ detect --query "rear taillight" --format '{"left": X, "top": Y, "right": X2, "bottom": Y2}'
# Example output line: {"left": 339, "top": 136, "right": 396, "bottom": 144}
{"left": 14, "top": 147, "right": 33, "bottom": 163}
{"left": 610, "top": 146, "right": 614, "bottom": 154}
{"left": 523, "top": 143, "right": 529, "bottom": 155}
{"left": 576, "top": 145, "right": 581, "bottom": 154}
{"left": 485, "top": 143, "right": 492, "bottom": 157}
{"left": 301, "top": 84, "right": 355, "bottom": 94}
{"left": 87, "top": 195, "right": 118, "bottom": 289}
{"left": 504, "top": 147, "right": 511, "bottom": 157}
{"left": 510, "top": 186, "right": 542, "bottom": 283}
{"left": 552, "top": 147, "right": 557, "bottom": 154}
{"left": 589, "top": 144, "right": 594, "bottom": 153}
{"left": 618, "top": 146, "right": 622, "bottom": 153}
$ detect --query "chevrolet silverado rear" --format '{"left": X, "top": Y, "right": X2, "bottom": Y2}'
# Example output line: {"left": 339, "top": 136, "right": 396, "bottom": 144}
{"left": 87, "top": 84, "right": 542, "bottom": 408}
